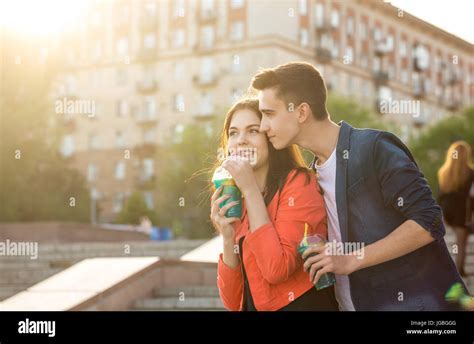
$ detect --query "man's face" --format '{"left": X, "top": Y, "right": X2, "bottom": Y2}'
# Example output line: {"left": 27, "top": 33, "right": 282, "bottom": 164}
{"left": 258, "top": 88, "right": 300, "bottom": 150}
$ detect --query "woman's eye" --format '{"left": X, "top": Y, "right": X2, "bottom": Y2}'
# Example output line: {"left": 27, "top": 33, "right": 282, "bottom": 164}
{"left": 229, "top": 132, "right": 237, "bottom": 137}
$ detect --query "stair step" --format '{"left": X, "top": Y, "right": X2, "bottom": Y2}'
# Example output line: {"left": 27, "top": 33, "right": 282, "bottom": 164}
{"left": 153, "top": 286, "right": 219, "bottom": 298}
{"left": 135, "top": 297, "right": 225, "bottom": 310}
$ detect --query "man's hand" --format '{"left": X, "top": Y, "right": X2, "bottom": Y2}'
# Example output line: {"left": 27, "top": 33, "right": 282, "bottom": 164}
{"left": 302, "top": 245, "right": 361, "bottom": 285}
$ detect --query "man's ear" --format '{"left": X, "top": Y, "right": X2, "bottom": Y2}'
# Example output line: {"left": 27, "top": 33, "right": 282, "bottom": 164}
{"left": 297, "top": 103, "right": 312, "bottom": 124}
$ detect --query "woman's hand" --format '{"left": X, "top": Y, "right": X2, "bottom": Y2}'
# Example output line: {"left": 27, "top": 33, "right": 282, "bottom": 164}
{"left": 221, "top": 156, "right": 258, "bottom": 195}
{"left": 210, "top": 185, "right": 241, "bottom": 240}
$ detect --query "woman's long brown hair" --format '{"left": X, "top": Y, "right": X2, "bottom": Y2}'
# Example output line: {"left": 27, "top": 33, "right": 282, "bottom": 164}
{"left": 212, "top": 98, "right": 312, "bottom": 206}
{"left": 438, "top": 141, "right": 473, "bottom": 193}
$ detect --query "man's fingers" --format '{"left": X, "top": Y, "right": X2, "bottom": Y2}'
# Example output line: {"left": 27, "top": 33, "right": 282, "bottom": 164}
{"left": 303, "top": 252, "right": 325, "bottom": 271}
{"left": 313, "top": 265, "right": 331, "bottom": 285}
{"left": 308, "top": 258, "right": 330, "bottom": 282}
{"left": 301, "top": 245, "right": 325, "bottom": 260}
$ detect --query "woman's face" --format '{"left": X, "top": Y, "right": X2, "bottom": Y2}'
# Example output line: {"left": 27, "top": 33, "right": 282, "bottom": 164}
{"left": 227, "top": 109, "right": 270, "bottom": 171}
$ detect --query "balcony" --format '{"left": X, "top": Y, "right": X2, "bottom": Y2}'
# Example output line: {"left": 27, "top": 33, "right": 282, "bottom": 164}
{"left": 413, "top": 78, "right": 426, "bottom": 99}
{"left": 446, "top": 98, "right": 462, "bottom": 112}
{"left": 374, "top": 41, "right": 392, "bottom": 57}
{"left": 135, "top": 112, "right": 157, "bottom": 126}
{"left": 135, "top": 172, "right": 156, "bottom": 187}
{"left": 139, "top": 14, "right": 158, "bottom": 30}
{"left": 193, "top": 74, "right": 218, "bottom": 87}
{"left": 443, "top": 70, "right": 459, "bottom": 86}
{"left": 315, "top": 47, "right": 332, "bottom": 64}
{"left": 314, "top": 19, "right": 334, "bottom": 32}
{"left": 372, "top": 71, "right": 389, "bottom": 86}
{"left": 135, "top": 142, "right": 157, "bottom": 157}
{"left": 199, "top": 9, "right": 217, "bottom": 23}
{"left": 137, "top": 48, "right": 158, "bottom": 62}
{"left": 136, "top": 79, "right": 158, "bottom": 94}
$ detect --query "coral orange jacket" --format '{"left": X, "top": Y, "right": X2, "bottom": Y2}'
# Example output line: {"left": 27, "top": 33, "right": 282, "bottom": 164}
{"left": 217, "top": 169, "right": 328, "bottom": 311}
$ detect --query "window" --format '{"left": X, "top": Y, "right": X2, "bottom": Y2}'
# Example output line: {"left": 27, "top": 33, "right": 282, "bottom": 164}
{"left": 117, "top": 100, "right": 128, "bottom": 117}
{"left": 174, "top": 93, "right": 185, "bottom": 112}
{"left": 300, "top": 29, "right": 309, "bottom": 47}
{"left": 144, "top": 33, "right": 156, "bottom": 49}
{"left": 116, "top": 37, "right": 129, "bottom": 56}
{"left": 359, "top": 21, "right": 367, "bottom": 40}
{"left": 113, "top": 192, "right": 125, "bottom": 213}
{"left": 116, "top": 68, "right": 127, "bottom": 85}
{"left": 315, "top": 4, "right": 324, "bottom": 27}
{"left": 87, "top": 163, "right": 98, "bottom": 182}
{"left": 201, "top": 0, "right": 215, "bottom": 18}
{"left": 401, "top": 70, "right": 409, "bottom": 84}
{"left": 93, "top": 40, "right": 102, "bottom": 60}
{"left": 399, "top": 40, "right": 407, "bottom": 57}
{"left": 230, "top": 21, "right": 244, "bottom": 41}
{"left": 173, "top": 0, "right": 185, "bottom": 18}
{"left": 199, "top": 92, "right": 214, "bottom": 115}
{"left": 344, "top": 46, "right": 353, "bottom": 64}
{"left": 201, "top": 25, "right": 214, "bottom": 48}
{"left": 346, "top": 17, "right": 354, "bottom": 36}
{"left": 143, "top": 191, "right": 154, "bottom": 209}
{"left": 115, "top": 130, "right": 126, "bottom": 148}
{"left": 231, "top": 54, "right": 243, "bottom": 73}
{"left": 143, "top": 158, "right": 154, "bottom": 179}
{"left": 373, "top": 28, "right": 382, "bottom": 42}
{"left": 143, "top": 96, "right": 156, "bottom": 119}
{"left": 231, "top": 0, "right": 244, "bottom": 9}
{"left": 330, "top": 10, "right": 339, "bottom": 28}
{"left": 114, "top": 161, "right": 126, "bottom": 180}
{"left": 299, "top": 0, "right": 307, "bottom": 15}
{"left": 88, "top": 133, "right": 101, "bottom": 150}
{"left": 373, "top": 56, "right": 381, "bottom": 72}
{"left": 200, "top": 57, "right": 214, "bottom": 82}
{"left": 378, "top": 86, "right": 392, "bottom": 101}
{"left": 61, "top": 135, "right": 75, "bottom": 157}
{"left": 172, "top": 29, "right": 185, "bottom": 48}
{"left": 174, "top": 62, "right": 185, "bottom": 80}
{"left": 144, "top": 128, "right": 156, "bottom": 143}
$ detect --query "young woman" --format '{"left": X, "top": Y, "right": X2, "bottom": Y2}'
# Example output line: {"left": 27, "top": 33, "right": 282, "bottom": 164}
{"left": 438, "top": 141, "right": 474, "bottom": 277}
{"left": 210, "top": 98, "right": 338, "bottom": 311}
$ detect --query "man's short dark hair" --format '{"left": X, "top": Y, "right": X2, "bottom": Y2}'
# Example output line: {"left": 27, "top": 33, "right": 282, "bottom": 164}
{"left": 251, "top": 62, "right": 329, "bottom": 120}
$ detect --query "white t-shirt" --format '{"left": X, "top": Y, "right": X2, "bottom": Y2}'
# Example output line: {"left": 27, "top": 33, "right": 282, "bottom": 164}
{"left": 314, "top": 148, "right": 356, "bottom": 311}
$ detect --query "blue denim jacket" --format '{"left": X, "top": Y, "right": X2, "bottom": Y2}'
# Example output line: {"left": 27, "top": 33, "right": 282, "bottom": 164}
{"left": 311, "top": 121, "right": 468, "bottom": 310}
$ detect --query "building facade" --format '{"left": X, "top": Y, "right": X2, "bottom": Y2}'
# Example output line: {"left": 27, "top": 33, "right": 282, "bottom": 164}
{"left": 54, "top": 0, "right": 474, "bottom": 222}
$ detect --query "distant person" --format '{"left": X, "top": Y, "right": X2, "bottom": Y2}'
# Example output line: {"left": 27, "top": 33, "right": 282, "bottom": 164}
{"left": 438, "top": 141, "right": 474, "bottom": 277}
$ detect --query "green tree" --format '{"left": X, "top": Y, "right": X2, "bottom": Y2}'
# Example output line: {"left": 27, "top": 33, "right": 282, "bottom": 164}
{"left": 409, "top": 107, "right": 474, "bottom": 196}
{"left": 154, "top": 118, "right": 221, "bottom": 239}
{"left": 116, "top": 191, "right": 156, "bottom": 225}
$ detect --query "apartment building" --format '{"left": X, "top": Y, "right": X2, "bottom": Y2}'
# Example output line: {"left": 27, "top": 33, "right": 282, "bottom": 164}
{"left": 54, "top": 0, "right": 473, "bottom": 221}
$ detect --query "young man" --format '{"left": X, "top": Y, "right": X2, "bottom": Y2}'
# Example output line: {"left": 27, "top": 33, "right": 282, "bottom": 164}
{"left": 250, "top": 61, "right": 468, "bottom": 311}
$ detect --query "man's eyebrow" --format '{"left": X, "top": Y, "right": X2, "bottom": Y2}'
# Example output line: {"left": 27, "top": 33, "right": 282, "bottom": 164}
{"left": 229, "top": 124, "right": 261, "bottom": 130}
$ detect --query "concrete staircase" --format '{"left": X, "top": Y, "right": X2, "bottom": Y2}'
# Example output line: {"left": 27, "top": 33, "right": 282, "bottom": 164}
{"left": 134, "top": 286, "right": 224, "bottom": 311}
{"left": 0, "top": 240, "right": 205, "bottom": 301}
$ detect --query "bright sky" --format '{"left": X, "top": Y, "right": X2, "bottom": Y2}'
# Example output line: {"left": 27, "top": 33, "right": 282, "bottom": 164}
{"left": 0, "top": 0, "right": 472, "bottom": 44}
{"left": 389, "top": 0, "right": 474, "bottom": 44}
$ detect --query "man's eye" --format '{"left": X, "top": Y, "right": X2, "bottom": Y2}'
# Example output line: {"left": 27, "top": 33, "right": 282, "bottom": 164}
{"left": 250, "top": 129, "right": 259, "bottom": 134}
